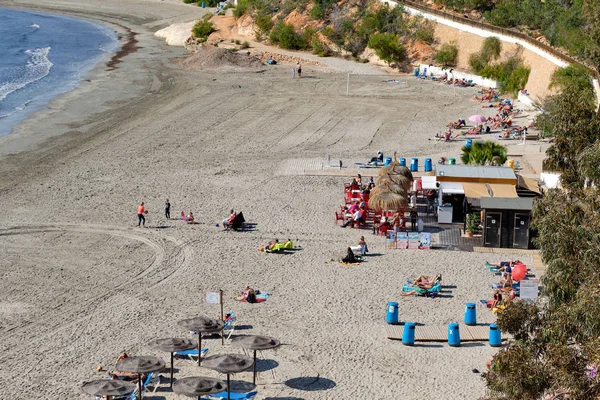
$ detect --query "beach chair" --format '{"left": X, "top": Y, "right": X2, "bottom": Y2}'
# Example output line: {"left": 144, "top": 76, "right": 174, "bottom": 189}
{"left": 223, "top": 313, "right": 237, "bottom": 339}
{"left": 209, "top": 391, "right": 257, "bottom": 399}
{"left": 174, "top": 347, "right": 209, "bottom": 362}
{"left": 335, "top": 211, "right": 345, "bottom": 224}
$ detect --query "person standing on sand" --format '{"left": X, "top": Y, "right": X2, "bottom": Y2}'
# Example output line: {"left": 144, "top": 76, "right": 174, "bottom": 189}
{"left": 296, "top": 62, "right": 302, "bottom": 78}
{"left": 137, "top": 202, "right": 147, "bottom": 227}
{"left": 165, "top": 199, "right": 171, "bottom": 219}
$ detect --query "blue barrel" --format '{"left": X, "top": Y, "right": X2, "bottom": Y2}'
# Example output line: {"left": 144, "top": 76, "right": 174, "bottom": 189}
{"left": 399, "top": 158, "right": 406, "bottom": 167}
{"left": 383, "top": 156, "right": 392, "bottom": 166}
{"left": 386, "top": 302, "right": 399, "bottom": 324}
{"left": 489, "top": 324, "right": 502, "bottom": 347}
{"left": 448, "top": 323, "right": 460, "bottom": 346}
{"left": 410, "top": 157, "right": 418, "bottom": 172}
{"left": 201, "top": 1, "right": 205, "bottom": 7}
{"left": 402, "top": 322, "right": 416, "bottom": 346}
{"left": 465, "top": 303, "right": 476, "bottom": 325}
{"left": 465, "top": 138, "right": 472, "bottom": 148}
{"left": 414, "top": 68, "right": 420, "bottom": 77}
{"left": 424, "top": 158, "right": 432, "bottom": 172}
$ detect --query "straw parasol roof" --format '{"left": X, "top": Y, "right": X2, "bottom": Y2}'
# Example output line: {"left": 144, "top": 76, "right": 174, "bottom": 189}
{"left": 81, "top": 380, "right": 136, "bottom": 397}
{"left": 369, "top": 190, "right": 407, "bottom": 211}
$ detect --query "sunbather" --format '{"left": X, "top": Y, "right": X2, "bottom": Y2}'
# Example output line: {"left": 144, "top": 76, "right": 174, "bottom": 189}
{"left": 340, "top": 247, "right": 359, "bottom": 263}
{"left": 236, "top": 286, "right": 257, "bottom": 303}
{"left": 350, "top": 236, "right": 368, "bottom": 256}
{"left": 257, "top": 239, "right": 279, "bottom": 251}
{"left": 222, "top": 209, "right": 236, "bottom": 230}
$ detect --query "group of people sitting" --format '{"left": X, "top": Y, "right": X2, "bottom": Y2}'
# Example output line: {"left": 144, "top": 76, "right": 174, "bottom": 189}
{"left": 221, "top": 210, "right": 246, "bottom": 231}
{"left": 473, "top": 88, "right": 499, "bottom": 102}
{"left": 431, "top": 72, "right": 474, "bottom": 87}
{"left": 487, "top": 260, "right": 521, "bottom": 312}
{"left": 340, "top": 236, "right": 369, "bottom": 263}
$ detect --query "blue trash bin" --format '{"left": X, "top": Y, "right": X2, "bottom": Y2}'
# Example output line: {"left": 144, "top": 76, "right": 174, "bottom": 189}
{"left": 402, "top": 322, "right": 416, "bottom": 346}
{"left": 465, "top": 303, "right": 477, "bottom": 325}
{"left": 424, "top": 158, "right": 432, "bottom": 172}
{"left": 448, "top": 323, "right": 460, "bottom": 346}
{"left": 201, "top": 1, "right": 205, "bottom": 7}
{"left": 465, "top": 138, "right": 472, "bottom": 148}
{"left": 489, "top": 324, "right": 502, "bottom": 347}
{"left": 386, "top": 302, "right": 399, "bottom": 324}
{"left": 384, "top": 156, "right": 392, "bottom": 166}
{"left": 399, "top": 158, "right": 406, "bottom": 167}
{"left": 414, "top": 68, "right": 420, "bottom": 77}
{"left": 410, "top": 158, "right": 418, "bottom": 172}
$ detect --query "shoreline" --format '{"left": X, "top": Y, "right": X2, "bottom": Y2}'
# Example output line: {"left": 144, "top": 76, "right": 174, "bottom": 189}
{"left": 0, "top": 0, "right": 209, "bottom": 164}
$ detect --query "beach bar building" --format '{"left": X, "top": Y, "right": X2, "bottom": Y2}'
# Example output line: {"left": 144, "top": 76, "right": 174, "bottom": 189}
{"left": 430, "top": 164, "right": 537, "bottom": 249}
{"left": 480, "top": 197, "right": 534, "bottom": 249}
{"left": 434, "top": 164, "right": 518, "bottom": 223}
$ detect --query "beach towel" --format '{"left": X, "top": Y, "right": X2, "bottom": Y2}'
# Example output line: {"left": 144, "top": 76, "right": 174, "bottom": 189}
{"left": 237, "top": 291, "right": 270, "bottom": 303}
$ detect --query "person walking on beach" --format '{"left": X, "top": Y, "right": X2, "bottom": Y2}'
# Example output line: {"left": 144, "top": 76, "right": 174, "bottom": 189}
{"left": 296, "top": 62, "right": 302, "bottom": 78}
{"left": 164, "top": 199, "right": 171, "bottom": 219}
{"left": 137, "top": 202, "right": 147, "bottom": 227}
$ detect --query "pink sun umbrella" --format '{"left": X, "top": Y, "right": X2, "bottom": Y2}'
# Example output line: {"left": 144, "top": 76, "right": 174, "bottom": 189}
{"left": 469, "top": 115, "right": 487, "bottom": 124}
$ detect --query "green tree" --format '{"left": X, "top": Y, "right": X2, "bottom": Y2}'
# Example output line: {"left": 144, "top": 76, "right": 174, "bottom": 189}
{"left": 367, "top": 33, "right": 406, "bottom": 65}
{"left": 541, "top": 84, "right": 600, "bottom": 189}
{"left": 269, "top": 21, "right": 306, "bottom": 50}
{"left": 192, "top": 19, "right": 214, "bottom": 39}
{"left": 460, "top": 140, "right": 507, "bottom": 165}
{"left": 254, "top": 13, "right": 274, "bottom": 39}
{"left": 434, "top": 42, "right": 458, "bottom": 67}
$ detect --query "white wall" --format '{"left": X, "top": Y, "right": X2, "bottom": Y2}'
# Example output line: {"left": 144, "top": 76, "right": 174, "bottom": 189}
{"left": 417, "top": 64, "right": 498, "bottom": 88}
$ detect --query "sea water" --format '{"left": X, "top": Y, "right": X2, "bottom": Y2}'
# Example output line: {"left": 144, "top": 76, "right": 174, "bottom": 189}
{"left": 0, "top": 8, "right": 118, "bottom": 135}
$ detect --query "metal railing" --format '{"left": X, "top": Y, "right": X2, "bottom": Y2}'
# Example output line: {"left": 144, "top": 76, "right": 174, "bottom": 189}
{"left": 400, "top": 0, "right": 600, "bottom": 82}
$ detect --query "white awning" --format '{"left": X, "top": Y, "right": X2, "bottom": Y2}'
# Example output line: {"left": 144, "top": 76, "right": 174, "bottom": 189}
{"left": 421, "top": 176, "right": 437, "bottom": 190}
{"left": 439, "top": 181, "right": 464, "bottom": 194}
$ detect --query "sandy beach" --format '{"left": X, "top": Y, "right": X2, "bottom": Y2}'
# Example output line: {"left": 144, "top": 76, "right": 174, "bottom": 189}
{"left": 0, "top": 1, "right": 538, "bottom": 398}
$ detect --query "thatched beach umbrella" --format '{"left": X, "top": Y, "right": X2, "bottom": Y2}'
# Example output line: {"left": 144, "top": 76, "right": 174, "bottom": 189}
{"left": 173, "top": 376, "right": 226, "bottom": 400}
{"left": 81, "top": 379, "right": 136, "bottom": 398}
{"left": 115, "top": 356, "right": 165, "bottom": 400}
{"left": 202, "top": 354, "right": 254, "bottom": 400}
{"left": 231, "top": 335, "right": 280, "bottom": 385}
{"left": 149, "top": 337, "right": 197, "bottom": 388}
{"left": 177, "top": 317, "right": 224, "bottom": 366}
{"left": 369, "top": 190, "right": 407, "bottom": 212}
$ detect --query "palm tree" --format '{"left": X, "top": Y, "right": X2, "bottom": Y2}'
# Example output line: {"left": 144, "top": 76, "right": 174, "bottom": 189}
{"left": 460, "top": 140, "right": 507, "bottom": 166}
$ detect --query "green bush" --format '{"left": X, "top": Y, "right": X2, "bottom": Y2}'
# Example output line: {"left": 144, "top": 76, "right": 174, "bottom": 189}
{"left": 192, "top": 20, "right": 214, "bottom": 39}
{"left": 435, "top": 42, "right": 458, "bottom": 67}
{"left": 270, "top": 21, "right": 307, "bottom": 50}
{"left": 367, "top": 33, "right": 406, "bottom": 65}
{"left": 240, "top": 41, "right": 250, "bottom": 49}
{"left": 254, "top": 13, "right": 274, "bottom": 39}
{"left": 481, "top": 36, "right": 502, "bottom": 60}
{"left": 183, "top": 0, "right": 196, "bottom": 3}
{"left": 233, "top": 0, "right": 249, "bottom": 18}
{"left": 480, "top": 51, "right": 530, "bottom": 96}
{"left": 311, "top": 36, "right": 331, "bottom": 56}
{"left": 235, "top": 39, "right": 241, "bottom": 44}
{"left": 415, "top": 26, "right": 435, "bottom": 45}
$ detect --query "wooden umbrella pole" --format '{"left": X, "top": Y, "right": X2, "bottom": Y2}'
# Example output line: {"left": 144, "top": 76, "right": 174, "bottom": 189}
{"left": 170, "top": 352, "right": 174, "bottom": 387}
{"left": 138, "top": 373, "right": 143, "bottom": 400}
{"left": 198, "top": 332, "right": 202, "bottom": 366}
{"left": 220, "top": 289, "right": 224, "bottom": 345}
{"left": 253, "top": 349, "right": 257, "bottom": 385}
{"left": 227, "top": 374, "right": 231, "bottom": 400}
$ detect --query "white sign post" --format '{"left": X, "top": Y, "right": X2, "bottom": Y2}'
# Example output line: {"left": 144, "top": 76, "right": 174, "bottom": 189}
{"left": 519, "top": 279, "right": 539, "bottom": 301}
{"left": 205, "top": 290, "right": 224, "bottom": 344}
